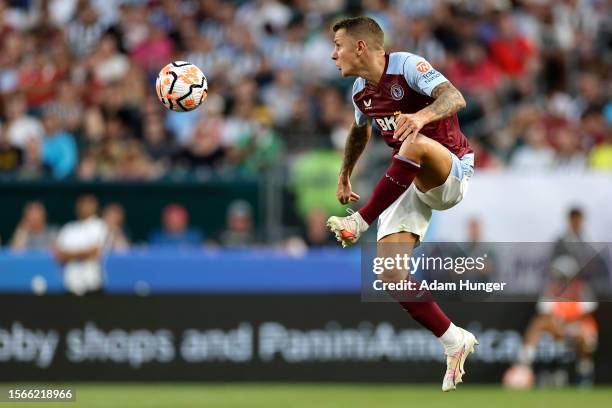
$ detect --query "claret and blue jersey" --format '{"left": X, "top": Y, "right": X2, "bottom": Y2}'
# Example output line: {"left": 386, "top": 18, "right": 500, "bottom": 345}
{"left": 352, "top": 52, "right": 473, "bottom": 158}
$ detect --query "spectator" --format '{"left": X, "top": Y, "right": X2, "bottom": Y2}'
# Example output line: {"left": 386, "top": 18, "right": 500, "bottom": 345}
{"left": 461, "top": 217, "right": 496, "bottom": 283}
{"left": 303, "top": 208, "right": 336, "bottom": 248}
{"left": 488, "top": 11, "right": 537, "bottom": 78}
{"left": 142, "top": 113, "right": 178, "bottom": 163}
{"left": 262, "top": 69, "right": 300, "bottom": 127}
{"left": 0, "top": 32, "right": 23, "bottom": 95}
{"left": 291, "top": 149, "right": 344, "bottom": 220}
{"left": 130, "top": 23, "right": 174, "bottom": 75}
{"left": 66, "top": 0, "right": 106, "bottom": 58}
{"left": 102, "top": 202, "right": 129, "bottom": 250}
{"left": 316, "top": 87, "right": 345, "bottom": 137}
{"left": 218, "top": 200, "right": 256, "bottom": 248}
{"left": 18, "top": 50, "right": 62, "bottom": 109}
{"left": 234, "top": 111, "right": 283, "bottom": 173}
{"left": 550, "top": 207, "right": 608, "bottom": 290}
{"left": 77, "top": 150, "right": 98, "bottom": 180}
{"left": 581, "top": 107, "right": 609, "bottom": 147}
{"left": 557, "top": 207, "right": 610, "bottom": 288}
{"left": 278, "top": 98, "right": 320, "bottom": 157}
{"left": 41, "top": 108, "right": 77, "bottom": 179}
{"left": 54, "top": 194, "right": 108, "bottom": 295}
{"left": 46, "top": 80, "right": 85, "bottom": 134}
{"left": 0, "top": 124, "right": 22, "bottom": 175}
{"left": 589, "top": 142, "right": 612, "bottom": 171}
{"left": 446, "top": 41, "right": 502, "bottom": 95}
{"left": 398, "top": 16, "right": 446, "bottom": 69}
{"left": 573, "top": 73, "right": 606, "bottom": 119}
{"left": 0, "top": 0, "right": 606, "bottom": 181}
{"left": 19, "top": 137, "right": 52, "bottom": 179}
{"left": 149, "top": 204, "right": 203, "bottom": 248}
{"left": 510, "top": 124, "right": 555, "bottom": 171}
{"left": 553, "top": 127, "right": 586, "bottom": 171}
{"left": 10, "top": 201, "right": 58, "bottom": 251}
{"left": 175, "top": 117, "right": 226, "bottom": 171}
{"left": 5, "top": 92, "right": 44, "bottom": 149}
{"left": 113, "top": 139, "right": 160, "bottom": 180}
{"left": 89, "top": 32, "right": 129, "bottom": 85}
{"left": 552, "top": 207, "right": 591, "bottom": 263}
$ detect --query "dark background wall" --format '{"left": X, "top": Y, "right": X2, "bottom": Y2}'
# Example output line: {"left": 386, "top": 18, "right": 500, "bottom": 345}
{"left": 0, "top": 180, "right": 260, "bottom": 243}
{"left": 1, "top": 295, "right": 610, "bottom": 383}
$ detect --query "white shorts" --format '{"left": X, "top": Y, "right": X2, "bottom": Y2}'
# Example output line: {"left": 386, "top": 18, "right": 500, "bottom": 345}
{"left": 377, "top": 153, "right": 474, "bottom": 241}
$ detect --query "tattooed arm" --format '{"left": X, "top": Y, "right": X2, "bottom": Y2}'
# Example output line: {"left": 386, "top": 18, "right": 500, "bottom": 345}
{"left": 420, "top": 81, "right": 466, "bottom": 123}
{"left": 393, "top": 81, "right": 466, "bottom": 142}
{"left": 337, "top": 121, "right": 371, "bottom": 204}
{"left": 340, "top": 121, "right": 371, "bottom": 178}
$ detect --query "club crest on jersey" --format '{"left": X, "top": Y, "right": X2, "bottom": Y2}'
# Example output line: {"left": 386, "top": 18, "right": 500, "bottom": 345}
{"left": 390, "top": 84, "right": 404, "bottom": 101}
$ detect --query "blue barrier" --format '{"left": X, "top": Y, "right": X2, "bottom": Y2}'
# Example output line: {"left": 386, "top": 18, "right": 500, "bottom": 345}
{"left": 0, "top": 249, "right": 362, "bottom": 294}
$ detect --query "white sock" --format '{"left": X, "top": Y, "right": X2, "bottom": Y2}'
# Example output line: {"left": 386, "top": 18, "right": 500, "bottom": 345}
{"left": 438, "top": 322, "right": 463, "bottom": 351}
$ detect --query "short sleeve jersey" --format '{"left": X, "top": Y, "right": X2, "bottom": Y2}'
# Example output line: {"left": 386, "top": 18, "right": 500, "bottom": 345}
{"left": 352, "top": 52, "right": 472, "bottom": 157}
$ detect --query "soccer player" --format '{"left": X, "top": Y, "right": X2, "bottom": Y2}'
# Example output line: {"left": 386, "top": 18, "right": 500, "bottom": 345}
{"left": 327, "top": 17, "right": 477, "bottom": 391}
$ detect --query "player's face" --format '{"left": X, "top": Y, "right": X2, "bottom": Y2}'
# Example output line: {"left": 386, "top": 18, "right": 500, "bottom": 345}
{"left": 331, "top": 29, "right": 358, "bottom": 77}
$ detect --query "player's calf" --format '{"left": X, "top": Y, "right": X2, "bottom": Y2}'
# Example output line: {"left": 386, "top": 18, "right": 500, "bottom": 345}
{"left": 357, "top": 155, "right": 420, "bottom": 225}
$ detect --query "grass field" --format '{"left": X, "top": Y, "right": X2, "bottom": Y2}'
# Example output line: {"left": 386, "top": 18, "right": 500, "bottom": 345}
{"left": 3, "top": 384, "right": 612, "bottom": 408}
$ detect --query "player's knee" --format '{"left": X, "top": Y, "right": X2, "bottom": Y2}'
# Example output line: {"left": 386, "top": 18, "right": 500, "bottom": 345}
{"left": 397, "top": 135, "right": 429, "bottom": 162}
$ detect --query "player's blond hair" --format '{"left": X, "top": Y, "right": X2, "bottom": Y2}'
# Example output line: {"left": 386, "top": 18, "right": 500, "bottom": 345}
{"left": 332, "top": 16, "right": 384, "bottom": 50}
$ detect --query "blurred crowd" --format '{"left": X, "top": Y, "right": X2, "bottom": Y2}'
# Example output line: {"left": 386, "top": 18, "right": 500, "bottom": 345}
{"left": 9, "top": 196, "right": 238, "bottom": 250}
{"left": 7, "top": 195, "right": 337, "bottom": 251}
{"left": 0, "top": 0, "right": 610, "bottom": 247}
{"left": 0, "top": 0, "right": 608, "bottom": 183}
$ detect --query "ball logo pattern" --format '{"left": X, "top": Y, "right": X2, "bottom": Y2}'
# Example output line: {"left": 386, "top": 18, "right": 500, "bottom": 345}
{"left": 156, "top": 61, "right": 208, "bottom": 112}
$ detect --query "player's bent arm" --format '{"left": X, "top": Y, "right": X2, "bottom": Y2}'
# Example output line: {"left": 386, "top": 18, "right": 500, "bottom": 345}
{"left": 54, "top": 246, "right": 102, "bottom": 263}
{"left": 419, "top": 82, "right": 466, "bottom": 124}
{"left": 339, "top": 120, "right": 371, "bottom": 179}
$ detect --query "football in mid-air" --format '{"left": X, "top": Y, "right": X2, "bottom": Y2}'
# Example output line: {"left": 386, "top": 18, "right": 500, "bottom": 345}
{"left": 156, "top": 61, "right": 207, "bottom": 112}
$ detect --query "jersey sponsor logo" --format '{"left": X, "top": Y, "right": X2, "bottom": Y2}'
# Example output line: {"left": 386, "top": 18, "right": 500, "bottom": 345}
{"left": 363, "top": 98, "right": 372, "bottom": 109}
{"left": 422, "top": 70, "right": 441, "bottom": 83}
{"left": 390, "top": 84, "right": 404, "bottom": 101}
{"left": 374, "top": 116, "right": 397, "bottom": 132}
{"left": 416, "top": 60, "right": 431, "bottom": 73}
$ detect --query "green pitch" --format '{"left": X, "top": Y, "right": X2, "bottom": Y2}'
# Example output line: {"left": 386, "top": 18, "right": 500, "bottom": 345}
{"left": 7, "top": 384, "right": 612, "bottom": 408}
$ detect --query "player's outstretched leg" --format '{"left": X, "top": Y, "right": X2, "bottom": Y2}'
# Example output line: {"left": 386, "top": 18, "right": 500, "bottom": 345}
{"left": 327, "top": 134, "right": 451, "bottom": 247}
{"left": 378, "top": 232, "right": 478, "bottom": 391}
{"left": 326, "top": 152, "right": 420, "bottom": 247}
{"left": 357, "top": 154, "right": 421, "bottom": 225}
{"left": 360, "top": 134, "right": 452, "bottom": 223}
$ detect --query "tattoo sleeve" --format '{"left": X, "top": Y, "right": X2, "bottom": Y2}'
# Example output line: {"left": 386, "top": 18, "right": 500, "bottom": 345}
{"left": 340, "top": 121, "right": 371, "bottom": 178}
{"left": 423, "top": 82, "right": 466, "bottom": 122}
